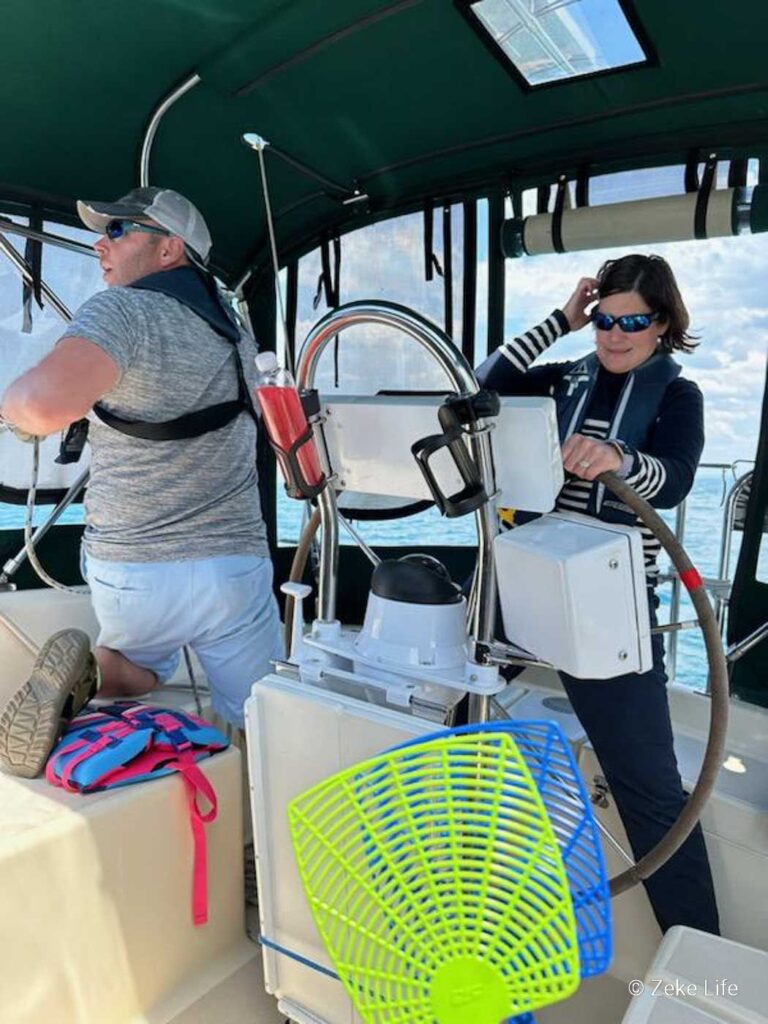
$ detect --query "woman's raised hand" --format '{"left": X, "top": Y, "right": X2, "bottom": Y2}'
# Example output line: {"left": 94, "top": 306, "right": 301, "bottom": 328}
{"left": 562, "top": 277, "right": 599, "bottom": 331}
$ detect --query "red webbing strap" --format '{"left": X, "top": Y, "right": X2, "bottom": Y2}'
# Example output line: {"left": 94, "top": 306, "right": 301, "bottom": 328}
{"left": 680, "top": 567, "right": 703, "bottom": 593}
{"left": 173, "top": 753, "right": 218, "bottom": 926}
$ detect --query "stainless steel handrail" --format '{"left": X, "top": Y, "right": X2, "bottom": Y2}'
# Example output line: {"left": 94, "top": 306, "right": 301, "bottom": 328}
{"left": 0, "top": 218, "right": 97, "bottom": 259}
{"left": 663, "top": 461, "right": 755, "bottom": 684}
{"left": 715, "top": 471, "right": 753, "bottom": 631}
{"left": 0, "top": 232, "right": 73, "bottom": 321}
{"left": 139, "top": 73, "right": 201, "bottom": 187}
{"left": 666, "top": 496, "right": 688, "bottom": 681}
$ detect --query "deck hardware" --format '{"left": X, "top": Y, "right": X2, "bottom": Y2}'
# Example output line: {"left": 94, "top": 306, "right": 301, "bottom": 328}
{"left": 591, "top": 775, "right": 610, "bottom": 808}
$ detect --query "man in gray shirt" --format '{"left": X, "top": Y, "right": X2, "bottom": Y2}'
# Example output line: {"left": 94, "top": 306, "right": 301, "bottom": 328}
{"left": 0, "top": 187, "right": 282, "bottom": 776}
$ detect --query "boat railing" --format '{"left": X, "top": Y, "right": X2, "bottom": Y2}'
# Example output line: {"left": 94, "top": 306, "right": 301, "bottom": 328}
{"left": 660, "top": 460, "right": 758, "bottom": 686}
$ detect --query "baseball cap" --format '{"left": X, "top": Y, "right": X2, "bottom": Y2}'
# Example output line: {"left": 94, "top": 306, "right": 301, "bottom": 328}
{"left": 77, "top": 186, "right": 212, "bottom": 265}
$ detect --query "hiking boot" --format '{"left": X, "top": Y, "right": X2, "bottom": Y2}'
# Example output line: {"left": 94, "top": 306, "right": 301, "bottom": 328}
{"left": 0, "top": 629, "right": 99, "bottom": 778}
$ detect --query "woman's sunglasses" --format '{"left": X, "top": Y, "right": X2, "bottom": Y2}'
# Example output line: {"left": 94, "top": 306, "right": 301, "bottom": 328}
{"left": 104, "top": 218, "right": 170, "bottom": 241}
{"left": 592, "top": 310, "right": 659, "bottom": 333}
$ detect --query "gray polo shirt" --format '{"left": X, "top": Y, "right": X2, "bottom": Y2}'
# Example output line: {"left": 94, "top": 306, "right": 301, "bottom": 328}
{"left": 62, "top": 285, "right": 269, "bottom": 563}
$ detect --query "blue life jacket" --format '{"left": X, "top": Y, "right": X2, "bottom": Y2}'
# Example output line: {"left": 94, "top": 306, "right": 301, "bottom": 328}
{"left": 553, "top": 351, "right": 681, "bottom": 525}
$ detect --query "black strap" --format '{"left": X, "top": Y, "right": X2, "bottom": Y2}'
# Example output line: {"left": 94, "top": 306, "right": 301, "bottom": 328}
{"left": 332, "top": 236, "right": 341, "bottom": 387}
{"left": 93, "top": 341, "right": 258, "bottom": 442}
{"left": 286, "top": 260, "right": 298, "bottom": 362}
{"left": 575, "top": 166, "right": 590, "bottom": 208}
{"left": 424, "top": 201, "right": 434, "bottom": 280}
{"left": 685, "top": 149, "right": 701, "bottom": 193}
{"left": 461, "top": 200, "right": 477, "bottom": 366}
{"left": 423, "top": 202, "right": 443, "bottom": 282}
{"left": 694, "top": 155, "right": 717, "bottom": 240}
{"left": 486, "top": 192, "right": 505, "bottom": 355}
{"left": 442, "top": 205, "right": 453, "bottom": 338}
{"left": 318, "top": 235, "right": 342, "bottom": 386}
{"left": 728, "top": 158, "right": 748, "bottom": 189}
{"left": 320, "top": 237, "right": 333, "bottom": 307}
{"left": 22, "top": 208, "right": 43, "bottom": 334}
{"left": 333, "top": 236, "right": 341, "bottom": 306}
{"left": 552, "top": 176, "right": 568, "bottom": 254}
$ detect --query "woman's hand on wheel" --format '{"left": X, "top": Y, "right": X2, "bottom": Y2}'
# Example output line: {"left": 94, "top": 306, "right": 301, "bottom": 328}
{"left": 562, "top": 277, "right": 599, "bottom": 331}
{"left": 561, "top": 434, "right": 622, "bottom": 481}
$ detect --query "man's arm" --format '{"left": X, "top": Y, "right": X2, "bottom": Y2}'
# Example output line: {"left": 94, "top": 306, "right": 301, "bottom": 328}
{"left": 1, "top": 336, "right": 120, "bottom": 436}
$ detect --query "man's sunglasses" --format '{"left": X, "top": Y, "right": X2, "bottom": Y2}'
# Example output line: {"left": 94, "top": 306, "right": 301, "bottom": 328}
{"left": 104, "top": 218, "right": 170, "bottom": 241}
{"left": 592, "top": 310, "right": 659, "bottom": 333}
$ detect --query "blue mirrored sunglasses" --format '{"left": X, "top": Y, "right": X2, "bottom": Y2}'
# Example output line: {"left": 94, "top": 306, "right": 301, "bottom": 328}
{"left": 592, "top": 310, "right": 659, "bottom": 333}
{"left": 104, "top": 218, "right": 170, "bottom": 241}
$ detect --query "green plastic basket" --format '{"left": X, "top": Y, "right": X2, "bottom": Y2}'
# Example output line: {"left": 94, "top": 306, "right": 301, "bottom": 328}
{"left": 288, "top": 732, "right": 580, "bottom": 1024}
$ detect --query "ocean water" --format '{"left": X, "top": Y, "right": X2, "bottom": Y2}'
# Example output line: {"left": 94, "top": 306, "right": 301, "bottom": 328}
{"left": 0, "top": 467, "right": 753, "bottom": 690}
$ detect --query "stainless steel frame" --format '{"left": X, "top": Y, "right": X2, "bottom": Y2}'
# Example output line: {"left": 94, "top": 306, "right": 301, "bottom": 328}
{"left": 0, "top": 227, "right": 89, "bottom": 588}
{"left": 0, "top": 469, "right": 89, "bottom": 588}
{"left": 715, "top": 470, "right": 753, "bottom": 631}
{"left": 663, "top": 461, "right": 764, "bottom": 687}
{"left": 296, "top": 301, "right": 499, "bottom": 718}
{"left": 139, "top": 73, "right": 201, "bottom": 187}
{"left": 0, "top": 232, "right": 73, "bottom": 320}
{"left": 0, "top": 219, "right": 96, "bottom": 260}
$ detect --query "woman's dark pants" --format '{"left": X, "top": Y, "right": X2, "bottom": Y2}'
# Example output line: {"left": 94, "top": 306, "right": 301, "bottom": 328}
{"left": 559, "top": 598, "right": 720, "bottom": 935}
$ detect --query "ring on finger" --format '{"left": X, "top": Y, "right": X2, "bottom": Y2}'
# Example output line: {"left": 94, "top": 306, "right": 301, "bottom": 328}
{"left": 578, "top": 459, "right": 591, "bottom": 468}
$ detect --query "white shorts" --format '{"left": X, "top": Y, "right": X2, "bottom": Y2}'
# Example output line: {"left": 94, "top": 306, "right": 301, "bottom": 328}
{"left": 83, "top": 551, "right": 283, "bottom": 727}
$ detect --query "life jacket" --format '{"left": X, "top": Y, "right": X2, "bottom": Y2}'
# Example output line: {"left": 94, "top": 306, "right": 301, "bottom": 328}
{"left": 553, "top": 351, "right": 681, "bottom": 525}
{"left": 58, "top": 267, "right": 258, "bottom": 462}
{"left": 45, "top": 702, "right": 229, "bottom": 925}
{"left": 92, "top": 265, "right": 259, "bottom": 440}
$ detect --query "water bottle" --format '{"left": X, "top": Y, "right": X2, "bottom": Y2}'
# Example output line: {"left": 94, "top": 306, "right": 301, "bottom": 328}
{"left": 254, "top": 351, "right": 324, "bottom": 491}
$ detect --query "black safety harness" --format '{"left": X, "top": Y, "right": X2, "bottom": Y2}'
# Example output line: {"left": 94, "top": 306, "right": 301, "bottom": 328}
{"left": 59, "top": 267, "right": 258, "bottom": 462}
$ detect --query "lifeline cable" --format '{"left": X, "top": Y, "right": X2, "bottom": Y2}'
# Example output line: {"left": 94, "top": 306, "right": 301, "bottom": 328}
{"left": 23, "top": 438, "right": 82, "bottom": 594}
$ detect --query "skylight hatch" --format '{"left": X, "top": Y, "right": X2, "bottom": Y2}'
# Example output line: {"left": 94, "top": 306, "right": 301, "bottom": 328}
{"left": 467, "top": 0, "right": 650, "bottom": 88}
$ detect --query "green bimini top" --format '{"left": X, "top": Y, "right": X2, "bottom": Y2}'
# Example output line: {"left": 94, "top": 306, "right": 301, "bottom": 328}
{"left": 1, "top": 0, "right": 767, "bottom": 284}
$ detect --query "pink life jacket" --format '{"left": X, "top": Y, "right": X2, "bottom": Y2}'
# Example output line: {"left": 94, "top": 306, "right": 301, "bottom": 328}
{"left": 46, "top": 702, "right": 229, "bottom": 925}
